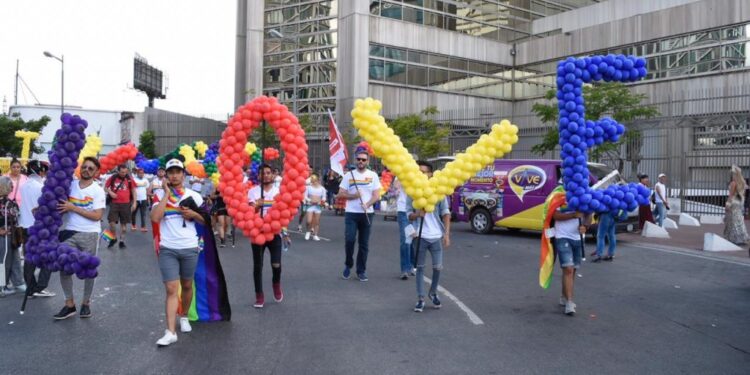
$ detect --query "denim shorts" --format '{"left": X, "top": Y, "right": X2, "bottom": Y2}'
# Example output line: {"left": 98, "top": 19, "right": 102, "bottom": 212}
{"left": 555, "top": 238, "right": 583, "bottom": 269}
{"left": 158, "top": 246, "right": 200, "bottom": 282}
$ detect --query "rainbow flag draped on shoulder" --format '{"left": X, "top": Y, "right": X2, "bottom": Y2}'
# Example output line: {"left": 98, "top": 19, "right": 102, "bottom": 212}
{"left": 539, "top": 185, "right": 567, "bottom": 289}
{"left": 152, "top": 197, "right": 231, "bottom": 322}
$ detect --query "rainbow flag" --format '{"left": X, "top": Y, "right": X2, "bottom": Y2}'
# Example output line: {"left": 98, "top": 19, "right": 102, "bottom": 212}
{"left": 539, "top": 185, "right": 567, "bottom": 289}
{"left": 101, "top": 229, "right": 116, "bottom": 242}
{"left": 152, "top": 206, "right": 231, "bottom": 322}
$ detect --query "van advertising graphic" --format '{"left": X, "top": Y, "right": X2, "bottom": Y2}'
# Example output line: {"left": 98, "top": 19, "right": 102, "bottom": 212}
{"left": 508, "top": 165, "right": 547, "bottom": 202}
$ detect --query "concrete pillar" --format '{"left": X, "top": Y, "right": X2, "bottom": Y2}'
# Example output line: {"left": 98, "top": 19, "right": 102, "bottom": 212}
{"left": 336, "top": 1, "right": 370, "bottom": 147}
{"left": 234, "top": 0, "right": 264, "bottom": 110}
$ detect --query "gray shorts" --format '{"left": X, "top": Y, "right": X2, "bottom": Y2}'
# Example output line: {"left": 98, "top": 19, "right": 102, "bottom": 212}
{"left": 158, "top": 246, "right": 200, "bottom": 282}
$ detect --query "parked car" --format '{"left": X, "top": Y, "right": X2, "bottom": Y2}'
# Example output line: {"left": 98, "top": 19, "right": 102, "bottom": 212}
{"left": 450, "top": 159, "right": 638, "bottom": 234}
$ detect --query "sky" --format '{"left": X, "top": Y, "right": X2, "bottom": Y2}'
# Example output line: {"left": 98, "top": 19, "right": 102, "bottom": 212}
{"left": 0, "top": 0, "right": 236, "bottom": 120}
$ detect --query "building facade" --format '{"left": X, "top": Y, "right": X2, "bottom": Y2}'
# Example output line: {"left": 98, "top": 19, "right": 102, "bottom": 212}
{"left": 236, "top": 0, "right": 750, "bottom": 213}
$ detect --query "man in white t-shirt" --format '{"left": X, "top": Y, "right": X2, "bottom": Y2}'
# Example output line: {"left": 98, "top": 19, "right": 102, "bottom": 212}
{"left": 652, "top": 173, "right": 670, "bottom": 227}
{"left": 247, "top": 164, "right": 289, "bottom": 309}
{"left": 408, "top": 161, "right": 451, "bottom": 312}
{"left": 54, "top": 156, "right": 106, "bottom": 320}
{"left": 131, "top": 168, "right": 150, "bottom": 232}
{"left": 148, "top": 167, "right": 166, "bottom": 204}
{"left": 19, "top": 160, "right": 55, "bottom": 298}
{"left": 338, "top": 152, "right": 381, "bottom": 281}
{"left": 151, "top": 158, "right": 205, "bottom": 347}
{"left": 553, "top": 206, "right": 590, "bottom": 316}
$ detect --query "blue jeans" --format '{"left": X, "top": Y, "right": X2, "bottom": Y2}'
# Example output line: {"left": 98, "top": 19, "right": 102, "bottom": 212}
{"left": 653, "top": 202, "right": 666, "bottom": 227}
{"left": 397, "top": 212, "right": 412, "bottom": 274}
{"left": 415, "top": 238, "right": 443, "bottom": 298}
{"left": 555, "top": 238, "right": 582, "bottom": 269}
{"left": 344, "top": 212, "right": 374, "bottom": 275}
{"left": 596, "top": 213, "right": 616, "bottom": 257}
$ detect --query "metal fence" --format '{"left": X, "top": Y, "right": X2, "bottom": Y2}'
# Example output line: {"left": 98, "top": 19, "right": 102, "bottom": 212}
{"left": 382, "top": 86, "right": 750, "bottom": 216}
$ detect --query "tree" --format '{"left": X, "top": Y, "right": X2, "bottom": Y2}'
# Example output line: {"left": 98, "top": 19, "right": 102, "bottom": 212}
{"left": 0, "top": 113, "right": 50, "bottom": 158}
{"left": 531, "top": 82, "right": 659, "bottom": 173}
{"left": 388, "top": 106, "right": 450, "bottom": 159}
{"left": 139, "top": 130, "right": 157, "bottom": 158}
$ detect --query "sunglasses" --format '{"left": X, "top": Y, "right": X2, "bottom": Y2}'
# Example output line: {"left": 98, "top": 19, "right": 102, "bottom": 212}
{"left": 356, "top": 158, "right": 368, "bottom": 162}
{"left": 81, "top": 166, "right": 97, "bottom": 171}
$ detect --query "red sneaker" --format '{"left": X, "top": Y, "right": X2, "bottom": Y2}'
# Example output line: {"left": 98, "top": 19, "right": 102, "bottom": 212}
{"left": 253, "top": 292, "right": 264, "bottom": 308}
{"left": 273, "top": 283, "right": 283, "bottom": 303}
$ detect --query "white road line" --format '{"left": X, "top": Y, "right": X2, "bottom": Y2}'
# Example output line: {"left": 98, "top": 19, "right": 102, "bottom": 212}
{"left": 627, "top": 243, "right": 750, "bottom": 267}
{"left": 423, "top": 276, "right": 484, "bottom": 325}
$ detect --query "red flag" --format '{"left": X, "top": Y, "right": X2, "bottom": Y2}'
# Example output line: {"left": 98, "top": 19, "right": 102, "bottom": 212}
{"left": 328, "top": 109, "right": 347, "bottom": 176}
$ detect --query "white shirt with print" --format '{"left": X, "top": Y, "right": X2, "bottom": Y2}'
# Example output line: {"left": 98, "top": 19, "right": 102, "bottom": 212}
{"left": 19, "top": 176, "right": 43, "bottom": 229}
{"left": 339, "top": 169, "right": 381, "bottom": 214}
{"left": 63, "top": 180, "right": 106, "bottom": 233}
{"left": 153, "top": 187, "right": 204, "bottom": 250}
{"left": 248, "top": 185, "right": 280, "bottom": 217}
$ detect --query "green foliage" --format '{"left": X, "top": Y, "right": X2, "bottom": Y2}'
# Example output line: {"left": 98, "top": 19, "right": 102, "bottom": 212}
{"left": 298, "top": 114, "right": 314, "bottom": 135}
{"left": 531, "top": 82, "right": 659, "bottom": 167}
{"left": 138, "top": 130, "right": 157, "bottom": 159}
{"left": 0, "top": 113, "right": 50, "bottom": 157}
{"left": 388, "top": 106, "right": 450, "bottom": 159}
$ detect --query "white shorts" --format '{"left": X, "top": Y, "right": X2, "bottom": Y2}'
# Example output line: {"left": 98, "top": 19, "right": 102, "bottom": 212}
{"left": 306, "top": 205, "right": 322, "bottom": 214}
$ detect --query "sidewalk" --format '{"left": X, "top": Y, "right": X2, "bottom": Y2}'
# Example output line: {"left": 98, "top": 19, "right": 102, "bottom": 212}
{"left": 617, "top": 214, "right": 750, "bottom": 260}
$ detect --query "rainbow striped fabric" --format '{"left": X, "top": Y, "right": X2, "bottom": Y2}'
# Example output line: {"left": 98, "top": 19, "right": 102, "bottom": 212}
{"left": 69, "top": 196, "right": 93, "bottom": 208}
{"left": 539, "top": 185, "right": 567, "bottom": 289}
{"left": 152, "top": 207, "right": 231, "bottom": 322}
{"left": 101, "top": 229, "right": 116, "bottom": 242}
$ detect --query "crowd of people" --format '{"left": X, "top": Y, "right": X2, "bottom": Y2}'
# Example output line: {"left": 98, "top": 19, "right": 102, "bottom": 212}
{"left": 0, "top": 152, "right": 747, "bottom": 347}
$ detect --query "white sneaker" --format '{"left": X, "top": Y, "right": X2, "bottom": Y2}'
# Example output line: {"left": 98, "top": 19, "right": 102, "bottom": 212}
{"left": 305, "top": 232, "right": 311, "bottom": 240}
{"left": 33, "top": 289, "right": 56, "bottom": 298}
{"left": 179, "top": 317, "right": 192, "bottom": 333}
{"left": 559, "top": 296, "right": 567, "bottom": 306}
{"left": 564, "top": 301, "right": 577, "bottom": 315}
{"left": 313, "top": 235, "right": 320, "bottom": 241}
{"left": 156, "top": 330, "right": 178, "bottom": 346}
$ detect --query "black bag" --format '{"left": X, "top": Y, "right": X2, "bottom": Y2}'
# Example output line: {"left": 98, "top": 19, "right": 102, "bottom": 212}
{"left": 106, "top": 176, "right": 131, "bottom": 205}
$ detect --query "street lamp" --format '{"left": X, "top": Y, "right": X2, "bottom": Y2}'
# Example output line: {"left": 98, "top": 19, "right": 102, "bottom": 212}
{"left": 43, "top": 51, "right": 64, "bottom": 115}
{"left": 268, "top": 29, "right": 298, "bottom": 115}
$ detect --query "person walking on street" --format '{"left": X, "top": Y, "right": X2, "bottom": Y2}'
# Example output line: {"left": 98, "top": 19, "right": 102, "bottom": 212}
{"left": 0, "top": 177, "right": 22, "bottom": 296}
{"left": 652, "top": 173, "right": 670, "bottom": 227}
{"left": 132, "top": 168, "right": 149, "bottom": 232}
{"left": 637, "top": 174, "right": 655, "bottom": 230}
{"left": 248, "top": 164, "right": 290, "bottom": 308}
{"left": 553, "top": 207, "right": 590, "bottom": 315}
{"left": 723, "top": 165, "right": 749, "bottom": 245}
{"left": 105, "top": 165, "right": 137, "bottom": 249}
{"left": 324, "top": 170, "right": 340, "bottom": 208}
{"left": 150, "top": 158, "right": 205, "bottom": 346}
{"left": 54, "top": 157, "right": 106, "bottom": 319}
{"left": 148, "top": 167, "right": 166, "bottom": 206}
{"left": 339, "top": 152, "right": 381, "bottom": 282}
{"left": 303, "top": 174, "right": 326, "bottom": 241}
{"left": 593, "top": 211, "right": 616, "bottom": 262}
{"left": 395, "top": 178, "right": 412, "bottom": 280}
{"left": 408, "top": 161, "right": 451, "bottom": 312}
{"left": 19, "top": 160, "right": 55, "bottom": 298}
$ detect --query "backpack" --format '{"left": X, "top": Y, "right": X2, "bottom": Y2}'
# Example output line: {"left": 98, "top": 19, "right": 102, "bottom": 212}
{"left": 106, "top": 176, "right": 134, "bottom": 205}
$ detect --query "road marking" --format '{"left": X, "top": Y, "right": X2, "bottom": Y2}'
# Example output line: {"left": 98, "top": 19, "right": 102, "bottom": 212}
{"left": 628, "top": 243, "right": 750, "bottom": 267}
{"left": 423, "top": 276, "right": 484, "bottom": 325}
{"left": 286, "top": 230, "right": 331, "bottom": 242}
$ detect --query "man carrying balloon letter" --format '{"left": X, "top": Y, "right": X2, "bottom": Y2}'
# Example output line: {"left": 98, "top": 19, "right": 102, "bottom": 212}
{"left": 151, "top": 158, "right": 205, "bottom": 346}
{"left": 552, "top": 206, "right": 590, "bottom": 316}
{"left": 407, "top": 161, "right": 451, "bottom": 312}
{"left": 338, "top": 151, "right": 381, "bottom": 282}
{"left": 248, "top": 164, "right": 289, "bottom": 308}
{"left": 54, "top": 156, "right": 106, "bottom": 320}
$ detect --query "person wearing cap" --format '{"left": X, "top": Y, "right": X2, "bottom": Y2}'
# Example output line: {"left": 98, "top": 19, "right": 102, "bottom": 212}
{"left": 653, "top": 173, "right": 670, "bottom": 227}
{"left": 131, "top": 168, "right": 150, "bottom": 232}
{"left": 150, "top": 158, "right": 205, "bottom": 347}
{"left": 54, "top": 156, "right": 106, "bottom": 319}
{"left": 19, "top": 160, "right": 55, "bottom": 298}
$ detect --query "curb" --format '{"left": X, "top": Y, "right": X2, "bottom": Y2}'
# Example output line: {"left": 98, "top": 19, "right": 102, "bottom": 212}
{"left": 620, "top": 239, "right": 750, "bottom": 266}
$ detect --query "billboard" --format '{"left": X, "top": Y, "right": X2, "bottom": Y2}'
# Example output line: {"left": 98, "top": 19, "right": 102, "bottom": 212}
{"left": 134, "top": 54, "right": 166, "bottom": 99}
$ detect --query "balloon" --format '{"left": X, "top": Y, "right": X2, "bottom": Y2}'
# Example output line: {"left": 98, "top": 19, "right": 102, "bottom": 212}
{"left": 15, "top": 130, "right": 40, "bottom": 159}
{"left": 350, "top": 98, "right": 519, "bottom": 211}
{"left": 219, "top": 96, "right": 309, "bottom": 245}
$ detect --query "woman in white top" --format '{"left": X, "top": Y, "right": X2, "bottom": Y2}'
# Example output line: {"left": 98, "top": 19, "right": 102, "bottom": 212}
{"left": 303, "top": 174, "right": 327, "bottom": 241}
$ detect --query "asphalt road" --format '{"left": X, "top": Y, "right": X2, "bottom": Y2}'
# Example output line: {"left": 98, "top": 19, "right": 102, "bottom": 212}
{"left": 1, "top": 212, "right": 749, "bottom": 374}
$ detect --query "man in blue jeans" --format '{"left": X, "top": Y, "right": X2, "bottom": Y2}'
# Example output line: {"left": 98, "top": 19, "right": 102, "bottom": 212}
{"left": 408, "top": 161, "right": 451, "bottom": 312}
{"left": 593, "top": 211, "right": 616, "bottom": 262}
{"left": 652, "top": 173, "right": 669, "bottom": 227}
{"left": 338, "top": 152, "right": 381, "bottom": 282}
{"left": 553, "top": 208, "right": 589, "bottom": 315}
